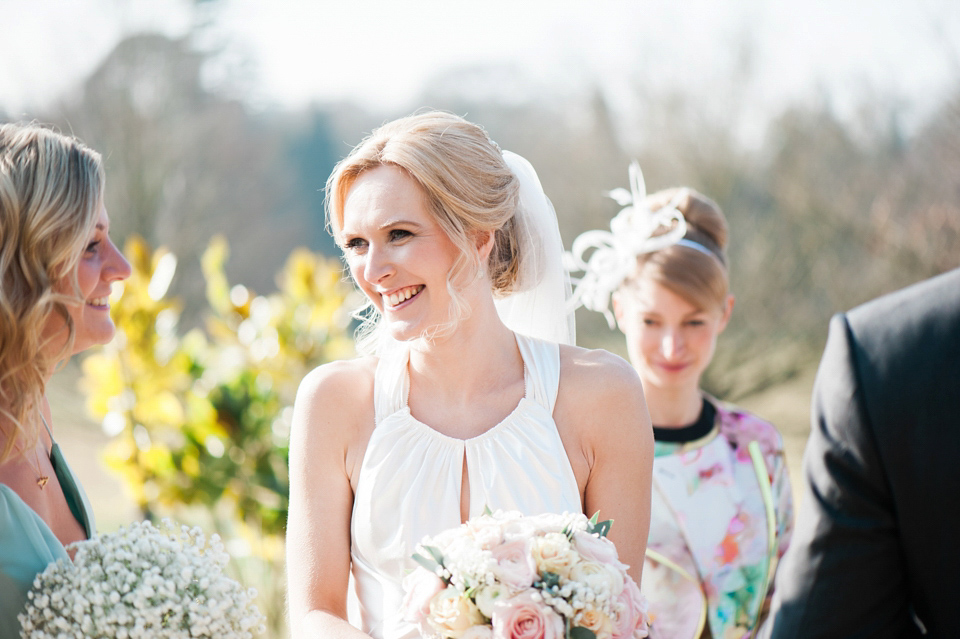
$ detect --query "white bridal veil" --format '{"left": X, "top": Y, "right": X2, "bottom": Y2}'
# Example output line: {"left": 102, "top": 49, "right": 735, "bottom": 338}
{"left": 495, "top": 151, "right": 576, "bottom": 346}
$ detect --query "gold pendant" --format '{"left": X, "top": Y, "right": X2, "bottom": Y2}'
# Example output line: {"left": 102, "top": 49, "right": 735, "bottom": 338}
{"left": 37, "top": 475, "right": 49, "bottom": 489}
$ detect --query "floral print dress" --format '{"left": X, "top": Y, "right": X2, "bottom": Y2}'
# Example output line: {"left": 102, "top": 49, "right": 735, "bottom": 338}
{"left": 641, "top": 399, "right": 793, "bottom": 639}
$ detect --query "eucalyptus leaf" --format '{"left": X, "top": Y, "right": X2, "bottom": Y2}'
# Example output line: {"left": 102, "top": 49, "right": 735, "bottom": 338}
{"left": 590, "top": 518, "right": 613, "bottom": 538}
{"left": 425, "top": 545, "right": 446, "bottom": 567}
{"left": 412, "top": 552, "right": 439, "bottom": 573}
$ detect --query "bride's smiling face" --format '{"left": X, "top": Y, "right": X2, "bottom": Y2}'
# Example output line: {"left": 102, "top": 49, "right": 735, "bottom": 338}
{"left": 340, "top": 164, "right": 464, "bottom": 342}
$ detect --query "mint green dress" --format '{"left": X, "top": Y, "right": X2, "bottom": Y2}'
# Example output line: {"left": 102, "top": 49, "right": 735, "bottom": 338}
{"left": 0, "top": 427, "right": 96, "bottom": 638}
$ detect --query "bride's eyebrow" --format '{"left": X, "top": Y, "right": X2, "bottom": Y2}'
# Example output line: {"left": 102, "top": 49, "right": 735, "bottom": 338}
{"left": 379, "top": 219, "right": 424, "bottom": 231}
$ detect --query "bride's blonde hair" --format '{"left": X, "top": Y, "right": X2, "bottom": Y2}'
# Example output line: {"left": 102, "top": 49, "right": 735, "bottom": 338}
{"left": 0, "top": 123, "right": 104, "bottom": 461}
{"left": 326, "top": 111, "right": 524, "bottom": 352}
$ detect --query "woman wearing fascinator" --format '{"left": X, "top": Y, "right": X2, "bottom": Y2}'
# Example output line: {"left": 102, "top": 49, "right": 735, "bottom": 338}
{"left": 567, "top": 164, "right": 794, "bottom": 639}
{"left": 0, "top": 123, "right": 131, "bottom": 635}
{"left": 286, "top": 111, "right": 654, "bottom": 639}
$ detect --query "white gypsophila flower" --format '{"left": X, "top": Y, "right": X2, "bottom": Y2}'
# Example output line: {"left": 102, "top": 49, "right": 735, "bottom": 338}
{"left": 18, "top": 519, "right": 266, "bottom": 639}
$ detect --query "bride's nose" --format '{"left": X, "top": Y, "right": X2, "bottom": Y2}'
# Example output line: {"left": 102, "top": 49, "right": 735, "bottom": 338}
{"left": 363, "top": 244, "right": 395, "bottom": 284}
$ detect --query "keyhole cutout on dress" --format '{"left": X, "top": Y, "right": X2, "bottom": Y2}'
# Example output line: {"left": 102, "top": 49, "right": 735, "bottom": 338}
{"left": 460, "top": 452, "right": 470, "bottom": 524}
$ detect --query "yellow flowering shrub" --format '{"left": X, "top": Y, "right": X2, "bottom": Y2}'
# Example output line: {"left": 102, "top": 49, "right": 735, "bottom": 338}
{"left": 82, "top": 235, "right": 357, "bottom": 547}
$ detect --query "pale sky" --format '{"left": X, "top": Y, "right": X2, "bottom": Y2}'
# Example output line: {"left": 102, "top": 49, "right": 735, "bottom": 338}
{"left": 3, "top": 0, "right": 959, "bottom": 132}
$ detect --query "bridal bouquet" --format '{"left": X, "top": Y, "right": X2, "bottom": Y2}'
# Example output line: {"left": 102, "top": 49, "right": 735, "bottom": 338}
{"left": 18, "top": 519, "right": 266, "bottom": 639}
{"left": 402, "top": 510, "right": 649, "bottom": 639}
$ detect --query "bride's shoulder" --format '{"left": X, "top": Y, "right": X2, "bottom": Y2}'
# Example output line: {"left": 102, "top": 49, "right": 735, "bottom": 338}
{"left": 558, "top": 344, "right": 640, "bottom": 386}
{"left": 297, "top": 356, "right": 377, "bottom": 405}
{"left": 293, "top": 356, "right": 378, "bottom": 433}
{"left": 556, "top": 344, "right": 644, "bottom": 410}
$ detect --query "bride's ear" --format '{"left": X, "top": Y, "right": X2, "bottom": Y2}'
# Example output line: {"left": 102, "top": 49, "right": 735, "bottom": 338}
{"left": 475, "top": 230, "right": 495, "bottom": 262}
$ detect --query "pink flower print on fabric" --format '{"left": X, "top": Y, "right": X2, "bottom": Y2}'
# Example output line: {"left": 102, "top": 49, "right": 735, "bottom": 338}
{"left": 717, "top": 405, "right": 782, "bottom": 461}
{"left": 716, "top": 514, "right": 748, "bottom": 566}
{"left": 698, "top": 463, "right": 724, "bottom": 483}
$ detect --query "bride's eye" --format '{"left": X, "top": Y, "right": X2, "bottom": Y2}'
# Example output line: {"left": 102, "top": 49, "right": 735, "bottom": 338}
{"left": 343, "top": 237, "right": 367, "bottom": 252}
{"left": 389, "top": 229, "right": 412, "bottom": 241}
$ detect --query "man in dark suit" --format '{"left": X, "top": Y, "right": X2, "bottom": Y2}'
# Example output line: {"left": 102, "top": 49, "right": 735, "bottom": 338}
{"left": 763, "top": 267, "right": 960, "bottom": 638}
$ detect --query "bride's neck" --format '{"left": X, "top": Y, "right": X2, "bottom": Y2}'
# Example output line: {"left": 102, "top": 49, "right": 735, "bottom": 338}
{"left": 408, "top": 304, "right": 519, "bottom": 397}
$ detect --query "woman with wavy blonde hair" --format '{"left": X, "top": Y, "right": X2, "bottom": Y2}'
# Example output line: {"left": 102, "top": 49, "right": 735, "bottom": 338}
{"left": 286, "top": 111, "right": 654, "bottom": 639}
{"left": 0, "top": 123, "right": 131, "bottom": 634}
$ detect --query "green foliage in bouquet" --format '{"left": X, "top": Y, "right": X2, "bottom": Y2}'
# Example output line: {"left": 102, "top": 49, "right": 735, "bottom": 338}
{"left": 81, "top": 235, "right": 356, "bottom": 549}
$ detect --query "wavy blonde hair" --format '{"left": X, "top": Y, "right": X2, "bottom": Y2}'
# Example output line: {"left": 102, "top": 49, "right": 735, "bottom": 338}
{"left": 0, "top": 123, "right": 104, "bottom": 462}
{"left": 325, "top": 111, "right": 522, "bottom": 353}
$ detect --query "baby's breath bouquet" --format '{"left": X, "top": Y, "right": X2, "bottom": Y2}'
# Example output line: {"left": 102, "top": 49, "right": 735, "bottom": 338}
{"left": 402, "top": 510, "right": 649, "bottom": 639}
{"left": 18, "top": 519, "right": 266, "bottom": 639}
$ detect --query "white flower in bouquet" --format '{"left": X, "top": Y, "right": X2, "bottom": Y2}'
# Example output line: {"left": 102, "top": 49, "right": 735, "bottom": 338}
{"left": 18, "top": 519, "right": 266, "bottom": 639}
{"left": 402, "top": 510, "right": 649, "bottom": 639}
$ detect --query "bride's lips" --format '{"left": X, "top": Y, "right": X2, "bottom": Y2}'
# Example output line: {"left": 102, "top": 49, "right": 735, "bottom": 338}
{"left": 657, "top": 362, "right": 690, "bottom": 373}
{"left": 382, "top": 285, "right": 424, "bottom": 310}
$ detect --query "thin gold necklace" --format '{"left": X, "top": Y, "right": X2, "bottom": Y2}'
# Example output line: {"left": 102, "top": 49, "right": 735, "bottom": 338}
{"left": 29, "top": 412, "right": 51, "bottom": 489}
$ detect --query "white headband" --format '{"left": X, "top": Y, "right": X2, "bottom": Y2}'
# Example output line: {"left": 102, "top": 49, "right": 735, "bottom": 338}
{"left": 565, "top": 161, "right": 702, "bottom": 328}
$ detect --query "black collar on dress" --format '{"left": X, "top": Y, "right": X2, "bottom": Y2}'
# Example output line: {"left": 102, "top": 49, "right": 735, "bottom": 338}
{"left": 652, "top": 397, "right": 716, "bottom": 444}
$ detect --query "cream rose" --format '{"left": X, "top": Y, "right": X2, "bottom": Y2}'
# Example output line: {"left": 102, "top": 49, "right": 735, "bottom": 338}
{"left": 569, "top": 560, "right": 625, "bottom": 597}
{"left": 427, "top": 586, "right": 485, "bottom": 638}
{"left": 532, "top": 532, "right": 579, "bottom": 578}
{"left": 461, "top": 625, "right": 494, "bottom": 639}
{"left": 474, "top": 584, "right": 508, "bottom": 618}
{"left": 575, "top": 607, "right": 614, "bottom": 639}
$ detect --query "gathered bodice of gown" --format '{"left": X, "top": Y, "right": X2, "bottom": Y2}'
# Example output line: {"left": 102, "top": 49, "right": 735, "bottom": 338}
{"left": 349, "top": 333, "right": 582, "bottom": 639}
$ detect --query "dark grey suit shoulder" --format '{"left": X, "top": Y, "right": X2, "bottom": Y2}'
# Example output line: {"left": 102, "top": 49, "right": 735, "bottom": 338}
{"left": 765, "top": 268, "right": 960, "bottom": 639}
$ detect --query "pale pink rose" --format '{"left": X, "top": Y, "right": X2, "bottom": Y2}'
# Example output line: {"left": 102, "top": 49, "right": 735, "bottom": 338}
{"left": 492, "top": 590, "right": 565, "bottom": 639}
{"left": 491, "top": 539, "right": 537, "bottom": 591}
{"left": 611, "top": 577, "right": 650, "bottom": 639}
{"left": 467, "top": 516, "right": 504, "bottom": 550}
{"left": 401, "top": 567, "right": 447, "bottom": 623}
{"left": 427, "top": 587, "right": 486, "bottom": 639}
{"left": 462, "top": 625, "right": 494, "bottom": 639}
{"left": 572, "top": 531, "right": 622, "bottom": 567}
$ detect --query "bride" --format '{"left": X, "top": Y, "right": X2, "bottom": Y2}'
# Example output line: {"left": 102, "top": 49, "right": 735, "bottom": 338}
{"left": 286, "top": 111, "right": 654, "bottom": 639}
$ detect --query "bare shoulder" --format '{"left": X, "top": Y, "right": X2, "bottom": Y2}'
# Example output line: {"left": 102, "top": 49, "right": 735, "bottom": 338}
{"left": 557, "top": 344, "right": 645, "bottom": 402}
{"left": 555, "top": 344, "right": 649, "bottom": 443}
{"left": 296, "top": 356, "right": 377, "bottom": 408}
{"left": 291, "top": 356, "right": 378, "bottom": 455}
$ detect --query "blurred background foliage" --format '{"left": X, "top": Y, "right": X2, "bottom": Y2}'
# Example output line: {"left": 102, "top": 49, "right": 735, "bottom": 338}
{"left": 80, "top": 234, "right": 356, "bottom": 636}
{"left": 6, "top": 18, "right": 953, "bottom": 399}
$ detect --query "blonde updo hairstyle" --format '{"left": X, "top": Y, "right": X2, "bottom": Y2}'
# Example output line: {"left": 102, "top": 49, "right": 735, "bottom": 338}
{"left": 0, "top": 123, "right": 104, "bottom": 461}
{"left": 624, "top": 187, "right": 729, "bottom": 312}
{"left": 326, "top": 111, "right": 523, "bottom": 351}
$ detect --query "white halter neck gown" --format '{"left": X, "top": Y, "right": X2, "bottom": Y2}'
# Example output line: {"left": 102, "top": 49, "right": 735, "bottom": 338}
{"left": 349, "top": 333, "right": 582, "bottom": 639}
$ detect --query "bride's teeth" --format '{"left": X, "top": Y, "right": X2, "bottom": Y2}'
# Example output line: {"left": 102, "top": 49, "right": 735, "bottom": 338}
{"left": 385, "top": 286, "right": 422, "bottom": 307}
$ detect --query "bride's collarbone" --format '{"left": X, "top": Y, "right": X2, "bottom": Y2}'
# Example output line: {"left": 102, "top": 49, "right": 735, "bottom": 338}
{"left": 407, "top": 377, "right": 526, "bottom": 440}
